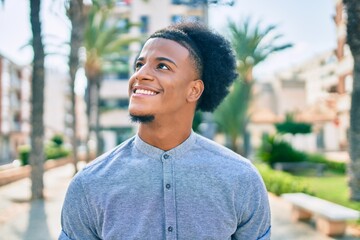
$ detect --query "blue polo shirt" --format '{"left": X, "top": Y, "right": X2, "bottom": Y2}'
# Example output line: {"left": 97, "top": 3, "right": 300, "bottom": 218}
{"left": 59, "top": 132, "right": 271, "bottom": 240}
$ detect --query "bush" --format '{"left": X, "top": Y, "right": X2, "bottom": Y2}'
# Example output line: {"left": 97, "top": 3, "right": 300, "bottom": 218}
{"left": 275, "top": 114, "right": 312, "bottom": 134}
{"left": 17, "top": 135, "right": 70, "bottom": 166}
{"left": 18, "top": 145, "right": 31, "bottom": 166}
{"left": 275, "top": 121, "right": 312, "bottom": 134}
{"left": 51, "top": 134, "right": 64, "bottom": 147}
{"left": 45, "top": 144, "right": 70, "bottom": 160}
{"left": 256, "top": 163, "right": 314, "bottom": 196}
{"left": 257, "top": 134, "right": 306, "bottom": 167}
{"left": 306, "top": 153, "right": 346, "bottom": 174}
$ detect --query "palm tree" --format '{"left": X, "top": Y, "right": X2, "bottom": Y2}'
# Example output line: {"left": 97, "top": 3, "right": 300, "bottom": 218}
{"left": 215, "top": 79, "right": 251, "bottom": 153}
{"left": 83, "top": 4, "right": 138, "bottom": 158}
{"left": 343, "top": 0, "right": 360, "bottom": 201}
{"left": 66, "top": 0, "right": 91, "bottom": 173}
{"left": 214, "top": 18, "right": 291, "bottom": 154}
{"left": 228, "top": 18, "right": 292, "bottom": 82}
{"left": 29, "top": 0, "right": 46, "bottom": 199}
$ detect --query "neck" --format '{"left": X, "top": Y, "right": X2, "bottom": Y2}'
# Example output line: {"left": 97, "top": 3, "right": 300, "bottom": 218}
{"left": 137, "top": 116, "right": 193, "bottom": 151}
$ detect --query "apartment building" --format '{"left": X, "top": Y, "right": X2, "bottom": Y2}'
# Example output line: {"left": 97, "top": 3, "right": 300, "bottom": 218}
{"left": 249, "top": 51, "right": 348, "bottom": 152}
{"left": 248, "top": 0, "right": 353, "bottom": 154}
{"left": 0, "top": 54, "right": 73, "bottom": 164}
{"left": 44, "top": 68, "right": 73, "bottom": 141}
{"left": 99, "top": 0, "right": 206, "bottom": 151}
{"left": 0, "top": 55, "right": 31, "bottom": 164}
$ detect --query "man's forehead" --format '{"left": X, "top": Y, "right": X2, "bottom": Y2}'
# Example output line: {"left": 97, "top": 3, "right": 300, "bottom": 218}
{"left": 139, "top": 38, "right": 190, "bottom": 59}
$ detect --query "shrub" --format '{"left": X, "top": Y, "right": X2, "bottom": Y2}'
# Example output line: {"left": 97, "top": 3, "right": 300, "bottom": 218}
{"left": 51, "top": 134, "right": 64, "bottom": 147}
{"left": 306, "top": 153, "right": 346, "bottom": 174}
{"left": 18, "top": 145, "right": 31, "bottom": 166}
{"left": 275, "top": 121, "right": 312, "bottom": 134}
{"left": 257, "top": 134, "right": 306, "bottom": 167}
{"left": 275, "top": 114, "right": 312, "bottom": 134}
{"left": 256, "top": 163, "right": 314, "bottom": 196}
{"left": 17, "top": 135, "right": 70, "bottom": 166}
{"left": 45, "top": 144, "right": 70, "bottom": 160}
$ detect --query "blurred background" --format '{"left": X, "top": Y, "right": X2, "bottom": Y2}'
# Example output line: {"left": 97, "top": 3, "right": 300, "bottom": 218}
{"left": 1, "top": 0, "right": 360, "bottom": 239}
{"left": 0, "top": 0, "right": 341, "bottom": 162}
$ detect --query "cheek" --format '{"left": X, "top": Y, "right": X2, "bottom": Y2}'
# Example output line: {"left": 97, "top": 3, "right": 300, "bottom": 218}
{"left": 128, "top": 76, "right": 135, "bottom": 95}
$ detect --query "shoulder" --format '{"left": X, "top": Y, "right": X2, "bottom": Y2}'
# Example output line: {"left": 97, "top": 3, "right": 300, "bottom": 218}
{"left": 194, "top": 133, "right": 253, "bottom": 169}
{"left": 75, "top": 136, "right": 136, "bottom": 180}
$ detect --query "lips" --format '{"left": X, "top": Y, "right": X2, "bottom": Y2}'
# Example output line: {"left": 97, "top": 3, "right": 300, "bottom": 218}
{"left": 131, "top": 85, "right": 160, "bottom": 96}
{"left": 134, "top": 88, "right": 157, "bottom": 95}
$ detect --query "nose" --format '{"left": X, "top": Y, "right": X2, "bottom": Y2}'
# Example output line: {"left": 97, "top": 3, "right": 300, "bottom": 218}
{"left": 132, "top": 64, "right": 154, "bottom": 81}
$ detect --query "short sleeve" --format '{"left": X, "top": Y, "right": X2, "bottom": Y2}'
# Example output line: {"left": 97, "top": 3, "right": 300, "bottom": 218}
{"left": 232, "top": 167, "right": 271, "bottom": 240}
{"left": 59, "top": 174, "right": 100, "bottom": 240}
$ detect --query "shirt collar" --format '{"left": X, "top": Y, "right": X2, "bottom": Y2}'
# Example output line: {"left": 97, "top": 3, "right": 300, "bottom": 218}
{"left": 134, "top": 130, "right": 197, "bottom": 160}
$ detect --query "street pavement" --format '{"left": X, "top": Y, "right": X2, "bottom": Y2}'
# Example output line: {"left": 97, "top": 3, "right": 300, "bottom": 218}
{"left": 0, "top": 163, "right": 359, "bottom": 240}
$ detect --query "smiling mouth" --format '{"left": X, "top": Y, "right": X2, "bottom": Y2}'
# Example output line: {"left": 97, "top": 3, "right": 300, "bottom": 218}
{"left": 133, "top": 88, "right": 159, "bottom": 96}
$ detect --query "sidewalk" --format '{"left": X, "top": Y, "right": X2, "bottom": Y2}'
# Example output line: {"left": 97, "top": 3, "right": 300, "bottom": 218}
{"left": 0, "top": 164, "right": 73, "bottom": 240}
{"left": 0, "top": 163, "right": 358, "bottom": 240}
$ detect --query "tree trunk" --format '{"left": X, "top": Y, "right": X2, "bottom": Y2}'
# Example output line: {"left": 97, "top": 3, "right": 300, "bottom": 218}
{"left": 86, "top": 77, "right": 100, "bottom": 160}
{"left": 29, "top": 0, "right": 45, "bottom": 200}
{"left": 348, "top": 55, "right": 360, "bottom": 201}
{"left": 68, "top": 0, "right": 88, "bottom": 173}
{"left": 240, "top": 81, "right": 252, "bottom": 157}
{"left": 230, "top": 133, "right": 238, "bottom": 153}
{"left": 344, "top": 0, "right": 360, "bottom": 201}
{"left": 95, "top": 80, "right": 102, "bottom": 155}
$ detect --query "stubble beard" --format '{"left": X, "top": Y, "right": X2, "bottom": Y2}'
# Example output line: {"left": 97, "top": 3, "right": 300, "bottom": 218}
{"left": 129, "top": 114, "right": 155, "bottom": 123}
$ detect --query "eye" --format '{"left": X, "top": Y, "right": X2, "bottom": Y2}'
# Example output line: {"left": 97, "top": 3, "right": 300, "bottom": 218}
{"left": 134, "top": 62, "right": 143, "bottom": 71}
{"left": 157, "top": 63, "right": 170, "bottom": 70}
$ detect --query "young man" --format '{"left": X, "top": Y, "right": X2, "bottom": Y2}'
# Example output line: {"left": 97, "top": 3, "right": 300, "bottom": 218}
{"left": 59, "top": 22, "right": 271, "bottom": 240}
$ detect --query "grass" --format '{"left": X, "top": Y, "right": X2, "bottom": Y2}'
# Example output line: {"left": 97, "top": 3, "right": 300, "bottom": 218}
{"left": 254, "top": 161, "right": 360, "bottom": 211}
{"left": 296, "top": 173, "right": 360, "bottom": 212}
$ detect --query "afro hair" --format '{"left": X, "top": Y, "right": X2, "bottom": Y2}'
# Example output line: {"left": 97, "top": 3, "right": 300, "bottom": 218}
{"left": 148, "top": 22, "right": 237, "bottom": 112}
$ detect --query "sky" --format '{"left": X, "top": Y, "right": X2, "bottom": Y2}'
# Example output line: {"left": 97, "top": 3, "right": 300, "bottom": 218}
{"left": 0, "top": 0, "right": 336, "bottom": 78}
{"left": 209, "top": 0, "right": 336, "bottom": 78}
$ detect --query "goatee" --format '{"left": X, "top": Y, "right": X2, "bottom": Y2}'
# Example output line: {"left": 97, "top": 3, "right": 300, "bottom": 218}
{"left": 130, "top": 114, "right": 155, "bottom": 123}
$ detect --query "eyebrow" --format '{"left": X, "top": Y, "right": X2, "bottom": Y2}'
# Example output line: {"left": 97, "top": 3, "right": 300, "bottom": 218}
{"left": 136, "top": 56, "right": 178, "bottom": 67}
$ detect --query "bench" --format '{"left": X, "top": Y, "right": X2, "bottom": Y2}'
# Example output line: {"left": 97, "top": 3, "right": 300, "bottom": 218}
{"left": 282, "top": 193, "right": 360, "bottom": 236}
{"left": 274, "top": 162, "right": 326, "bottom": 176}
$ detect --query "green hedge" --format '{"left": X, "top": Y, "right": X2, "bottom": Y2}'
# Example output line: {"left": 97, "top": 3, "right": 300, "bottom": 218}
{"left": 256, "top": 163, "right": 314, "bottom": 196}
{"left": 18, "top": 144, "right": 70, "bottom": 166}
{"left": 306, "top": 153, "right": 346, "bottom": 174}
{"left": 257, "top": 134, "right": 306, "bottom": 167}
{"left": 18, "top": 135, "right": 70, "bottom": 166}
{"left": 257, "top": 134, "right": 346, "bottom": 174}
{"left": 275, "top": 121, "right": 312, "bottom": 134}
{"left": 18, "top": 145, "right": 31, "bottom": 166}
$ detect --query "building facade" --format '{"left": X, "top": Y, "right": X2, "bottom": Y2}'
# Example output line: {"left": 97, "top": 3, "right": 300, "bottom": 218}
{"left": 0, "top": 55, "right": 31, "bottom": 164}
{"left": 249, "top": 0, "right": 353, "bottom": 155}
{"left": 0, "top": 54, "right": 73, "bottom": 165}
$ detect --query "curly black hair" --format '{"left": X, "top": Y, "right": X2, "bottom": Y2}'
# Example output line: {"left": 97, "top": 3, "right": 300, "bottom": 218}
{"left": 149, "top": 22, "right": 237, "bottom": 112}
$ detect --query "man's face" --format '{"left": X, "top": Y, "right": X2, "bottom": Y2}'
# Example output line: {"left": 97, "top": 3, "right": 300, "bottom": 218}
{"left": 128, "top": 38, "right": 200, "bottom": 122}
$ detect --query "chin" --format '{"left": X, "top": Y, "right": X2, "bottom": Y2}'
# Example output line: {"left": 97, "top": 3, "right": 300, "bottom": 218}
{"left": 129, "top": 114, "right": 155, "bottom": 123}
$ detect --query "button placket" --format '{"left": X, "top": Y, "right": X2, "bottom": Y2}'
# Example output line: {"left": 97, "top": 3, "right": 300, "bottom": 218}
{"left": 162, "top": 153, "right": 176, "bottom": 239}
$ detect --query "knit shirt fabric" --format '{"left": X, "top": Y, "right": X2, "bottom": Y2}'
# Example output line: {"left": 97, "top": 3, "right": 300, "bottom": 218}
{"left": 59, "top": 132, "right": 271, "bottom": 240}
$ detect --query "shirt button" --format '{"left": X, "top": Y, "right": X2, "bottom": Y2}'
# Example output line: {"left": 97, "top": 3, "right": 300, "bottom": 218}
{"left": 163, "top": 154, "right": 169, "bottom": 159}
{"left": 168, "top": 226, "right": 173, "bottom": 232}
{"left": 166, "top": 184, "right": 171, "bottom": 189}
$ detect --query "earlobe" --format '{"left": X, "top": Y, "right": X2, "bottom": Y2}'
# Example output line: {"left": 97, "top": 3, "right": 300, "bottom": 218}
{"left": 187, "top": 80, "right": 204, "bottom": 103}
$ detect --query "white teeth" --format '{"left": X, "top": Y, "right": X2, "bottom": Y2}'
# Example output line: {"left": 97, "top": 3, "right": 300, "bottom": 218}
{"left": 135, "top": 89, "right": 157, "bottom": 95}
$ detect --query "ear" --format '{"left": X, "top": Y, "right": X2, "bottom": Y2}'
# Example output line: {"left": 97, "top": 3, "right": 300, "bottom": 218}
{"left": 187, "top": 79, "right": 204, "bottom": 103}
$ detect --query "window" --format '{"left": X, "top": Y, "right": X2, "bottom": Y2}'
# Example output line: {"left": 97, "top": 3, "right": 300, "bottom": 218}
{"left": 172, "top": 15, "right": 200, "bottom": 24}
{"left": 172, "top": 15, "right": 183, "bottom": 23}
{"left": 100, "top": 99, "right": 129, "bottom": 110}
{"left": 140, "top": 16, "right": 149, "bottom": 33}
